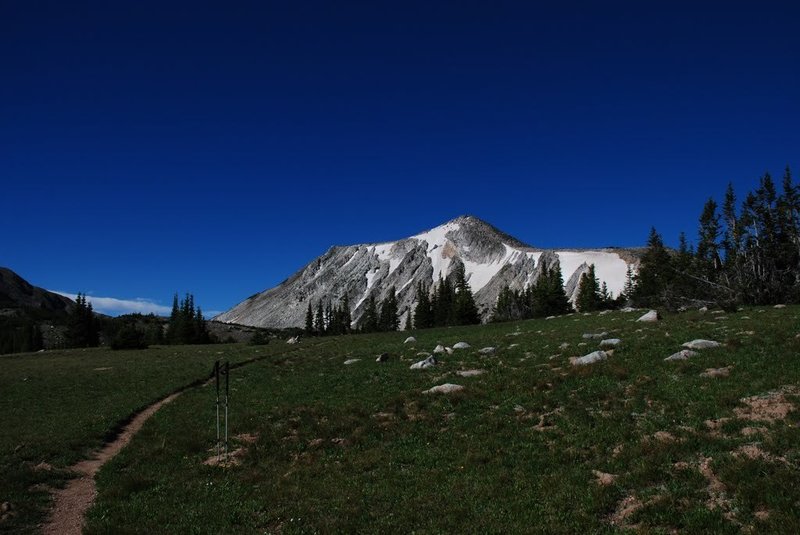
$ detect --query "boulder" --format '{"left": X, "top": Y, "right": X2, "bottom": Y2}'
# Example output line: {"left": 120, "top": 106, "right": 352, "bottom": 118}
{"left": 570, "top": 350, "right": 608, "bottom": 366}
{"left": 682, "top": 339, "right": 722, "bottom": 350}
{"left": 423, "top": 383, "right": 464, "bottom": 395}
{"left": 664, "top": 349, "right": 698, "bottom": 361}
{"left": 774, "top": 304, "right": 786, "bottom": 309}
{"left": 375, "top": 353, "right": 390, "bottom": 363}
{"left": 478, "top": 347, "right": 496, "bottom": 355}
{"left": 699, "top": 306, "right": 708, "bottom": 313}
{"left": 286, "top": 336, "right": 300, "bottom": 344}
{"left": 344, "top": 359, "right": 360, "bottom": 365}
{"left": 433, "top": 344, "right": 446, "bottom": 354}
{"left": 456, "top": 369, "right": 486, "bottom": 377}
{"left": 600, "top": 338, "right": 621, "bottom": 348}
{"left": 404, "top": 336, "right": 417, "bottom": 344}
{"left": 582, "top": 332, "right": 608, "bottom": 340}
{"left": 410, "top": 355, "right": 437, "bottom": 370}
{"left": 637, "top": 310, "right": 660, "bottom": 322}
{"left": 620, "top": 306, "right": 636, "bottom": 312}
{"left": 453, "top": 342, "right": 471, "bottom": 349}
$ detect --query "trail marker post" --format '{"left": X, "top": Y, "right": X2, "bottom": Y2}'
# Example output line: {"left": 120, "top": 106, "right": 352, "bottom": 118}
{"left": 213, "top": 360, "right": 230, "bottom": 461}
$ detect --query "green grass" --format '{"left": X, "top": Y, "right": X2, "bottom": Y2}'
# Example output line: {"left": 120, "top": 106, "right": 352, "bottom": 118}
{"left": 3, "top": 307, "right": 800, "bottom": 533}
{"left": 0, "top": 341, "right": 322, "bottom": 533}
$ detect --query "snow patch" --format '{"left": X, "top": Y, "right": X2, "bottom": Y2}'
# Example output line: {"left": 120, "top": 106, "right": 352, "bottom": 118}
{"left": 555, "top": 251, "right": 630, "bottom": 298}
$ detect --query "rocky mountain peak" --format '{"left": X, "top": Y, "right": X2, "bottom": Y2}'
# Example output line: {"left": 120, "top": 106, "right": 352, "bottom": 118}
{"left": 215, "top": 217, "right": 640, "bottom": 329}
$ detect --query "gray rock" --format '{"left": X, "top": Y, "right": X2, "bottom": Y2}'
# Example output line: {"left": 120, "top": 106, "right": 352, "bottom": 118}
{"left": 433, "top": 344, "right": 446, "bottom": 354}
{"left": 682, "top": 339, "right": 722, "bottom": 350}
{"left": 664, "top": 349, "right": 698, "bottom": 361}
{"left": 456, "top": 369, "right": 486, "bottom": 377}
{"left": 774, "top": 304, "right": 786, "bottom": 309}
{"left": 600, "top": 338, "right": 621, "bottom": 348}
{"left": 423, "top": 383, "right": 464, "bottom": 394}
{"left": 637, "top": 310, "right": 660, "bottom": 322}
{"left": 570, "top": 350, "right": 608, "bottom": 366}
{"left": 582, "top": 332, "right": 608, "bottom": 340}
{"left": 404, "top": 336, "right": 417, "bottom": 344}
{"left": 445, "top": 347, "right": 454, "bottom": 355}
{"left": 699, "top": 306, "right": 708, "bottom": 313}
{"left": 559, "top": 342, "right": 570, "bottom": 350}
{"left": 375, "top": 353, "right": 390, "bottom": 363}
{"left": 478, "top": 347, "right": 496, "bottom": 355}
{"left": 344, "top": 359, "right": 360, "bottom": 365}
{"left": 453, "top": 342, "right": 471, "bottom": 349}
{"left": 416, "top": 351, "right": 432, "bottom": 357}
{"left": 286, "top": 336, "right": 300, "bottom": 344}
{"left": 620, "top": 307, "right": 636, "bottom": 312}
{"left": 410, "top": 355, "right": 437, "bottom": 369}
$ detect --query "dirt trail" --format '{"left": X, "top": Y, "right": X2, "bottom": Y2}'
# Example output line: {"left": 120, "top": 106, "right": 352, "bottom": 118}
{"left": 42, "top": 392, "right": 181, "bottom": 535}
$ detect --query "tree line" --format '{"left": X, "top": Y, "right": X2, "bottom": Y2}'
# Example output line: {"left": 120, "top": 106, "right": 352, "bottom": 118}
{"left": 630, "top": 167, "right": 800, "bottom": 309}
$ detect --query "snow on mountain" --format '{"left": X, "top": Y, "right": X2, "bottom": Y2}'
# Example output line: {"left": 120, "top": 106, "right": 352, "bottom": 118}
{"left": 214, "top": 215, "right": 640, "bottom": 329}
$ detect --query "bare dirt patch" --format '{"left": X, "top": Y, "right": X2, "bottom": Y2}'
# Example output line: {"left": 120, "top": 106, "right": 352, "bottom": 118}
{"left": 734, "top": 386, "right": 798, "bottom": 423}
{"left": 42, "top": 392, "right": 181, "bottom": 535}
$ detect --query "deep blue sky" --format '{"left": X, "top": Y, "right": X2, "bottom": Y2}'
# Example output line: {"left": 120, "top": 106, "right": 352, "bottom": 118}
{"left": 2, "top": 1, "right": 798, "bottom": 315}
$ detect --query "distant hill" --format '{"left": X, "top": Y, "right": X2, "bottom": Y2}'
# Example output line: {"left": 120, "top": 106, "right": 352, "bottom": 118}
{"left": 0, "top": 267, "right": 74, "bottom": 315}
{"left": 215, "top": 215, "right": 642, "bottom": 329}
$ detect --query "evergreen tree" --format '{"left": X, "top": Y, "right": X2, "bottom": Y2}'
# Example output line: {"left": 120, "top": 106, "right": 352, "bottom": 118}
{"left": 361, "top": 294, "right": 379, "bottom": 333}
{"left": 65, "top": 293, "right": 99, "bottom": 348}
{"left": 414, "top": 283, "right": 434, "bottom": 329}
{"left": 305, "top": 302, "right": 314, "bottom": 335}
{"left": 575, "top": 264, "right": 601, "bottom": 312}
{"left": 404, "top": 309, "right": 413, "bottom": 331}
{"left": 378, "top": 287, "right": 399, "bottom": 331}
{"left": 315, "top": 301, "right": 325, "bottom": 335}
{"left": 631, "top": 228, "right": 674, "bottom": 307}
{"left": 452, "top": 264, "right": 481, "bottom": 325}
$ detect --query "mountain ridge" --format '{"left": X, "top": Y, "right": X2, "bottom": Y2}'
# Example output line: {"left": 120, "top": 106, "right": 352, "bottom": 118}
{"left": 215, "top": 216, "right": 641, "bottom": 329}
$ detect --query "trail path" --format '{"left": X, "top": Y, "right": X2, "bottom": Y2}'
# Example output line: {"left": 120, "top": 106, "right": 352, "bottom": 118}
{"left": 42, "top": 392, "right": 181, "bottom": 535}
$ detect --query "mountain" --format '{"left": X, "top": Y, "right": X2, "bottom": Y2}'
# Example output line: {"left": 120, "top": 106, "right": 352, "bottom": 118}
{"left": 215, "top": 216, "right": 641, "bottom": 329}
{"left": 0, "top": 267, "right": 74, "bottom": 315}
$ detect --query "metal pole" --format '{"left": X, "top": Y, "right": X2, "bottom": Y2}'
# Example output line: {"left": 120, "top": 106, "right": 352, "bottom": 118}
{"left": 224, "top": 361, "right": 229, "bottom": 457}
{"left": 214, "top": 361, "right": 220, "bottom": 460}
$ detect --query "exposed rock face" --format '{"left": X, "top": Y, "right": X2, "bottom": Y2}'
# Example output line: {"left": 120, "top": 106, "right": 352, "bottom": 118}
{"left": 215, "top": 216, "right": 640, "bottom": 329}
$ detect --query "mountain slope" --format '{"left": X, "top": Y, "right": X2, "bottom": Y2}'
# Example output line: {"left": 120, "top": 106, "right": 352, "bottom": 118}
{"left": 0, "top": 267, "right": 74, "bottom": 314}
{"left": 215, "top": 216, "right": 640, "bottom": 329}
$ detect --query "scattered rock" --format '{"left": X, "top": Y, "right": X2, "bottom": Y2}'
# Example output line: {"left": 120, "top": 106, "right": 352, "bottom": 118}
{"left": 343, "top": 359, "right": 360, "bottom": 365}
{"left": 620, "top": 306, "right": 636, "bottom": 312}
{"left": 286, "top": 336, "right": 300, "bottom": 344}
{"left": 331, "top": 437, "right": 350, "bottom": 447}
{"left": 774, "top": 304, "right": 786, "bottom": 309}
{"left": 599, "top": 310, "right": 612, "bottom": 315}
{"left": 558, "top": 342, "right": 570, "bottom": 350}
{"left": 699, "top": 306, "right": 708, "bottom": 313}
{"left": 433, "top": 344, "right": 446, "bottom": 354}
{"left": 404, "top": 336, "right": 417, "bottom": 344}
{"left": 711, "top": 309, "right": 724, "bottom": 315}
{"left": 545, "top": 315, "right": 556, "bottom": 320}
{"left": 701, "top": 367, "right": 731, "bottom": 378}
{"left": 416, "top": 351, "right": 432, "bottom": 357}
{"left": 664, "top": 349, "right": 698, "bottom": 361}
{"left": 445, "top": 347, "right": 454, "bottom": 355}
{"left": 410, "top": 356, "right": 437, "bottom": 370}
{"left": 570, "top": 350, "right": 608, "bottom": 366}
{"left": 592, "top": 470, "right": 617, "bottom": 486}
{"left": 582, "top": 332, "right": 608, "bottom": 340}
{"left": 423, "top": 383, "right": 464, "bottom": 395}
{"left": 375, "top": 353, "right": 390, "bottom": 363}
{"left": 637, "top": 310, "right": 660, "bottom": 322}
{"left": 456, "top": 369, "right": 486, "bottom": 377}
{"left": 682, "top": 339, "right": 722, "bottom": 350}
{"left": 478, "top": 347, "right": 496, "bottom": 355}
{"left": 599, "top": 338, "right": 621, "bottom": 348}
{"left": 453, "top": 342, "right": 470, "bottom": 349}
{"left": 508, "top": 343, "right": 519, "bottom": 348}
{"left": 308, "top": 438, "right": 324, "bottom": 448}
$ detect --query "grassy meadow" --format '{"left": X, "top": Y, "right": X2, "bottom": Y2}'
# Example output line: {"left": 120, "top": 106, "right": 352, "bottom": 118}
{"left": 3, "top": 306, "right": 800, "bottom": 533}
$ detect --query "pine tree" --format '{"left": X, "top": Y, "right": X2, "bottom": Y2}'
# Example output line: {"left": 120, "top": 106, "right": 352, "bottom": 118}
{"left": 631, "top": 227, "right": 674, "bottom": 308}
{"left": 315, "top": 301, "right": 325, "bottom": 335}
{"left": 305, "top": 302, "right": 314, "bottom": 335}
{"left": 404, "top": 309, "right": 413, "bottom": 331}
{"left": 453, "top": 266, "right": 480, "bottom": 325}
{"left": 414, "top": 283, "right": 434, "bottom": 329}
{"left": 378, "top": 287, "right": 399, "bottom": 331}
{"left": 361, "top": 294, "right": 379, "bottom": 333}
{"left": 575, "top": 264, "right": 601, "bottom": 312}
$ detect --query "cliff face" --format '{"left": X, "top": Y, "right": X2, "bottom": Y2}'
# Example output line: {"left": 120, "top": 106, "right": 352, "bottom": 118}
{"left": 215, "top": 216, "right": 639, "bottom": 328}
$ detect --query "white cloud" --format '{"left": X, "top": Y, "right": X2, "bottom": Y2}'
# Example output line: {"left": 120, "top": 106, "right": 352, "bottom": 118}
{"left": 53, "top": 291, "right": 172, "bottom": 316}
